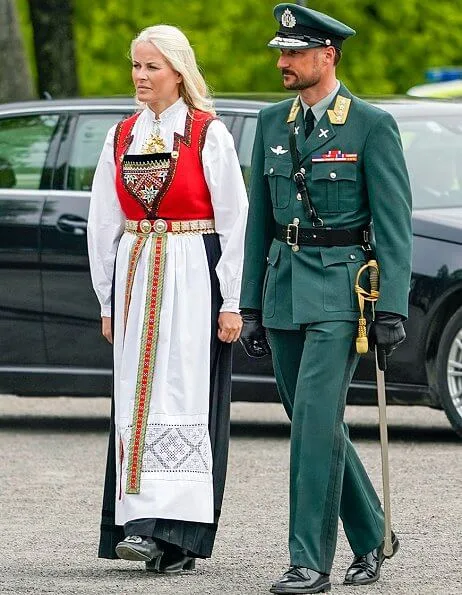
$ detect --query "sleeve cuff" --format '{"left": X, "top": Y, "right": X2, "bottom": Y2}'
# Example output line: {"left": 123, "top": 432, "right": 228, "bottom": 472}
{"left": 101, "top": 305, "right": 111, "bottom": 318}
{"left": 220, "top": 297, "right": 240, "bottom": 313}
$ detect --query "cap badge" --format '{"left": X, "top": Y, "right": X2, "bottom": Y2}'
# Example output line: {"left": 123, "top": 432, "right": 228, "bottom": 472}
{"left": 281, "top": 8, "right": 296, "bottom": 28}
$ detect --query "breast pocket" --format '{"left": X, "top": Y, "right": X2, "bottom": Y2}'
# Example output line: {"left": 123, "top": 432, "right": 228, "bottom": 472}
{"left": 320, "top": 246, "right": 366, "bottom": 312}
{"left": 311, "top": 162, "right": 357, "bottom": 213}
{"left": 264, "top": 156, "right": 293, "bottom": 209}
{"left": 262, "top": 241, "right": 281, "bottom": 318}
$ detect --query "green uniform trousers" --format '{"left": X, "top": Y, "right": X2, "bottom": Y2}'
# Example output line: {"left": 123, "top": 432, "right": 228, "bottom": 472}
{"left": 268, "top": 321, "right": 385, "bottom": 574}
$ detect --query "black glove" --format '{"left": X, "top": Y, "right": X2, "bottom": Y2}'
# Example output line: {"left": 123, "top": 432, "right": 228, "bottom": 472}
{"left": 369, "top": 311, "right": 406, "bottom": 371}
{"left": 239, "top": 309, "right": 271, "bottom": 359}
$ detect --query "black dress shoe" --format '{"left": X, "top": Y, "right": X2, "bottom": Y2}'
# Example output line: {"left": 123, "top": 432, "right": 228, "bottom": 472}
{"left": 270, "top": 567, "right": 331, "bottom": 594}
{"left": 145, "top": 549, "right": 195, "bottom": 574}
{"left": 115, "top": 535, "right": 163, "bottom": 562}
{"left": 344, "top": 532, "right": 400, "bottom": 585}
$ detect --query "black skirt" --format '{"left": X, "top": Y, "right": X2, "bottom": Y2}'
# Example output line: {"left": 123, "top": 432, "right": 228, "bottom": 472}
{"left": 98, "top": 233, "right": 233, "bottom": 559}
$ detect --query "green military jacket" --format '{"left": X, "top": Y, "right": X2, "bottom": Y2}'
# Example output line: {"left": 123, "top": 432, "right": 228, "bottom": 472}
{"left": 240, "top": 83, "right": 412, "bottom": 330}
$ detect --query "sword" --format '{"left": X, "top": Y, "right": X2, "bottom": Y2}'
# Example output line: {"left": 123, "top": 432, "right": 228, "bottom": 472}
{"left": 355, "top": 260, "right": 394, "bottom": 557}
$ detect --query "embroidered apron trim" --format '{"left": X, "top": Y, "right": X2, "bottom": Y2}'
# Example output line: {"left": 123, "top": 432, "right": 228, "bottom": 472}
{"left": 125, "top": 234, "right": 167, "bottom": 494}
{"left": 128, "top": 422, "right": 212, "bottom": 474}
{"left": 124, "top": 235, "right": 148, "bottom": 333}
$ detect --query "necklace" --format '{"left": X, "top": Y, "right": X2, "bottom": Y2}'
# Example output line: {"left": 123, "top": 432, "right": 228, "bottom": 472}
{"left": 141, "top": 118, "right": 166, "bottom": 153}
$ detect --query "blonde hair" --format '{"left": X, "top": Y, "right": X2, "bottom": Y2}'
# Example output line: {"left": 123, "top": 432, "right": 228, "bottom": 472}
{"left": 131, "top": 25, "right": 215, "bottom": 114}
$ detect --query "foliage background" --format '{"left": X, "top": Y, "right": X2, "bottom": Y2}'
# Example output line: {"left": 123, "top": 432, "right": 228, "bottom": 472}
{"left": 15, "top": 0, "right": 462, "bottom": 97}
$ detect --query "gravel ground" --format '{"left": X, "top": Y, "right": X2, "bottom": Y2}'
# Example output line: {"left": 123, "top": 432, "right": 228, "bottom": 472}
{"left": 0, "top": 396, "right": 461, "bottom": 595}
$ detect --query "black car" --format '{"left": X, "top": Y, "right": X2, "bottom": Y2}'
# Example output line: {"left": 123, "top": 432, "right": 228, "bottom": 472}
{"left": 1, "top": 96, "right": 462, "bottom": 438}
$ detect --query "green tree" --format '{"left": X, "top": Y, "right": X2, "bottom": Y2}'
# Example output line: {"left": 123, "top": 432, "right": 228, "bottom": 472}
{"left": 0, "top": 0, "right": 34, "bottom": 101}
{"left": 15, "top": 0, "right": 462, "bottom": 97}
{"left": 27, "top": 0, "right": 79, "bottom": 98}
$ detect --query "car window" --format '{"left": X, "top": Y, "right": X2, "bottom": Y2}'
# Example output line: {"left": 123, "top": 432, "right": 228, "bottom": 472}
{"left": 66, "top": 113, "right": 126, "bottom": 191}
{"left": 398, "top": 117, "right": 462, "bottom": 209}
{"left": 217, "top": 114, "right": 234, "bottom": 132}
{"left": 0, "top": 114, "right": 59, "bottom": 190}
{"left": 238, "top": 116, "right": 257, "bottom": 189}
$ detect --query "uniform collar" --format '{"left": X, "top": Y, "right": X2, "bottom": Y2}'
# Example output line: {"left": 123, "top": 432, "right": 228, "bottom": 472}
{"left": 299, "top": 80, "right": 340, "bottom": 123}
{"left": 146, "top": 97, "right": 186, "bottom": 123}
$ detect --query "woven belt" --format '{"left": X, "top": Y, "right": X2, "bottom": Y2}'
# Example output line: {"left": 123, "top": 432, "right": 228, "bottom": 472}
{"left": 125, "top": 218, "right": 215, "bottom": 234}
{"left": 275, "top": 222, "right": 370, "bottom": 247}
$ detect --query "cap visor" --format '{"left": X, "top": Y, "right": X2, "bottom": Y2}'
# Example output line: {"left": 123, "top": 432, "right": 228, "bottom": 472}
{"left": 267, "top": 36, "right": 322, "bottom": 49}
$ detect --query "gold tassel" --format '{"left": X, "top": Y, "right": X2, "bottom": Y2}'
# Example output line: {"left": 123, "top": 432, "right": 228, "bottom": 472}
{"left": 355, "top": 259, "right": 380, "bottom": 354}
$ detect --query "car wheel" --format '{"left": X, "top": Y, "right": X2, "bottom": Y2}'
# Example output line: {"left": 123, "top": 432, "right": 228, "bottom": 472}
{"left": 435, "top": 307, "right": 462, "bottom": 438}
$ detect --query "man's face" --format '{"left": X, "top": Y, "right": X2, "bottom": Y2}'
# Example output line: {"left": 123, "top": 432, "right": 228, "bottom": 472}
{"left": 277, "top": 47, "right": 324, "bottom": 90}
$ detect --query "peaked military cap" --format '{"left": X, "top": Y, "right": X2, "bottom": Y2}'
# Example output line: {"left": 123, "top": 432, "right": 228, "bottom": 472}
{"left": 268, "top": 3, "right": 356, "bottom": 50}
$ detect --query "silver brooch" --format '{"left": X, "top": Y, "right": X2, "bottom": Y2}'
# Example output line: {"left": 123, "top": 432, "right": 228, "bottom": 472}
{"left": 281, "top": 8, "right": 296, "bottom": 28}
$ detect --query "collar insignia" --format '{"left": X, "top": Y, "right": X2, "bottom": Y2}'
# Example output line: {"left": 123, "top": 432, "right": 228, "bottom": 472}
{"left": 327, "top": 95, "right": 351, "bottom": 125}
{"left": 294, "top": 126, "right": 300, "bottom": 135}
{"left": 287, "top": 97, "right": 300, "bottom": 123}
{"left": 281, "top": 8, "right": 296, "bottom": 28}
{"left": 319, "top": 128, "right": 329, "bottom": 138}
{"left": 271, "top": 145, "right": 289, "bottom": 155}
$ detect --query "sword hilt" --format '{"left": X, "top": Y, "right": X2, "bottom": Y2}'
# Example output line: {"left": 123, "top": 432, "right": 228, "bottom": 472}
{"left": 354, "top": 259, "right": 380, "bottom": 354}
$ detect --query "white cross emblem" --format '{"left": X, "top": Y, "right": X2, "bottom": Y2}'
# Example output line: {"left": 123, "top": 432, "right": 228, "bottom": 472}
{"left": 270, "top": 145, "right": 289, "bottom": 155}
{"left": 319, "top": 129, "right": 329, "bottom": 138}
{"left": 294, "top": 126, "right": 300, "bottom": 135}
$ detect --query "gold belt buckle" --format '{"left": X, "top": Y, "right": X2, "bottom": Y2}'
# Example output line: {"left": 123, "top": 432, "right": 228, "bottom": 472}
{"left": 139, "top": 219, "right": 152, "bottom": 233}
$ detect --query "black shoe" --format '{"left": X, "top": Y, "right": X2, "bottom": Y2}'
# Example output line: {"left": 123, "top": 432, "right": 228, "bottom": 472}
{"left": 270, "top": 567, "right": 331, "bottom": 594}
{"left": 115, "top": 535, "right": 163, "bottom": 562}
{"left": 344, "top": 532, "right": 400, "bottom": 585}
{"left": 146, "top": 550, "right": 195, "bottom": 574}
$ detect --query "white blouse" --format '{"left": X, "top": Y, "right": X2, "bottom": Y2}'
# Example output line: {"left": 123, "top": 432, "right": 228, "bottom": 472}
{"left": 88, "top": 98, "right": 249, "bottom": 317}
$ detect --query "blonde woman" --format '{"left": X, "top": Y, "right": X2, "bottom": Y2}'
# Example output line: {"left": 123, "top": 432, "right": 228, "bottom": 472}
{"left": 88, "top": 25, "right": 248, "bottom": 573}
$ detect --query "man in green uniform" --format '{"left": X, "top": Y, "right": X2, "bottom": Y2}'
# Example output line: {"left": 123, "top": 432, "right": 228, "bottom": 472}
{"left": 239, "top": 3, "right": 412, "bottom": 594}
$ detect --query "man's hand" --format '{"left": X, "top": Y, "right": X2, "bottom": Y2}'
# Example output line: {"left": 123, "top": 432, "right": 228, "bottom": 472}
{"left": 239, "top": 309, "right": 271, "bottom": 358}
{"left": 218, "top": 312, "right": 243, "bottom": 343}
{"left": 369, "top": 311, "right": 406, "bottom": 371}
{"left": 102, "top": 316, "right": 112, "bottom": 344}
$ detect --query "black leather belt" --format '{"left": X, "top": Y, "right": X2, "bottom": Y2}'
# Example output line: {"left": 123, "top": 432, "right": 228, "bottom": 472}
{"left": 275, "top": 222, "right": 370, "bottom": 247}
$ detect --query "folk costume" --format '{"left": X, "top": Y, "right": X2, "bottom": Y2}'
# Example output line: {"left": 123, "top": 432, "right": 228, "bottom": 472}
{"left": 240, "top": 3, "right": 412, "bottom": 590}
{"left": 88, "top": 97, "right": 248, "bottom": 560}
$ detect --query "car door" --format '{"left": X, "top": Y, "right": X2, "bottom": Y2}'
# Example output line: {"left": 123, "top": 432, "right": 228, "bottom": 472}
{"left": 40, "top": 111, "right": 127, "bottom": 375}
{"left": 230, "top": 114, "right": 279, "bottom": 400}
{"left": 0, "top": 111, "right": 60, "bottom": 369}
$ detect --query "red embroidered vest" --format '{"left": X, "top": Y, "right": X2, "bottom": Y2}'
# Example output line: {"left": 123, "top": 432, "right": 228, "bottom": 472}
{"left": 113, "top": 109, "right": 216, "bottom": 220}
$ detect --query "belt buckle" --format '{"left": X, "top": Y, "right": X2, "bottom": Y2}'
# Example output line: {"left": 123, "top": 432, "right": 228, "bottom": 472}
{"left": 153, "top": 218, "right": 168, "bottom": 234}
{"left": 286, "top": 222, "right": 299, "bottom": 246}
{"left": 139, "top": 219, "right": 152, "bottom": 233}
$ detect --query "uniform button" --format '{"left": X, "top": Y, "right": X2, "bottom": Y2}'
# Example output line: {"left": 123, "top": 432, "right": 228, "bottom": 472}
{"left": 349, "top": 254, "right": 356, "bottom": 260}
{"left": 293, "top": 218, "right": 300, "bottom": 224}
{"left": 292, "top": 245, "right": 300, "bottom": 252}
{"left": 296, "top": 193, "right": 302, "bottom": 201}
{"left": 330, "top": 172, "right": 337, "bottom": 179}
{"left": 269, "top": 167, "right": 274, "bottom": 174}
{"left": 300, "top": 167, "right": 306, "bottom": 174}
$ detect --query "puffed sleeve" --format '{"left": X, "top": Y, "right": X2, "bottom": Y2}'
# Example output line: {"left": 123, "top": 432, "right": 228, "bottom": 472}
{"left": 87, "top": 124, "right": 126, "bottom": 317}
{"left": 202, "top": 119, "right": 248, "bottom": 313}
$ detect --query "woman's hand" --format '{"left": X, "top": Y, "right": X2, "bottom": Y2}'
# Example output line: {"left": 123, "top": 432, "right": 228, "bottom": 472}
{"left": 101, "top": 316, "right": 113, "bottom": 344}
{"left": 218, "top": 312, "right": 243, "bottom": 343}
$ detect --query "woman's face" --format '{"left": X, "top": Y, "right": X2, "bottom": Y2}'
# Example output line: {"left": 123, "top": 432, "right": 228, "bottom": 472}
{"left": 132, "top": 42, "right": 182, "bottom": 110}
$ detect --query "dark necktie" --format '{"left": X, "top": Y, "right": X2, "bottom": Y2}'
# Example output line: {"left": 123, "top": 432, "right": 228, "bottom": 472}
{"left": 304, "top": 108, "right": 315, "bottom": 138}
